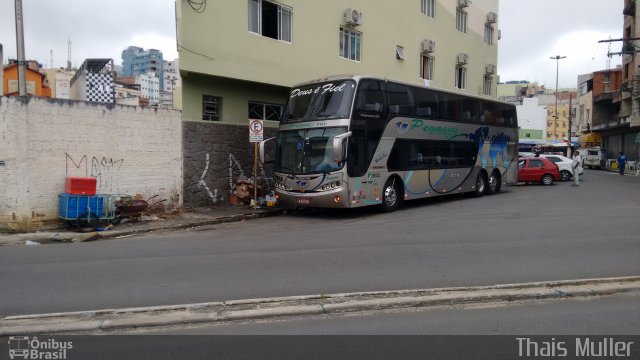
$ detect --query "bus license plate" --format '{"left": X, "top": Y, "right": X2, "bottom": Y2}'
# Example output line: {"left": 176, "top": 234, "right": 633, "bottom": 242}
{"left": 297, "top": 197, "right": 310, "bottom": 205}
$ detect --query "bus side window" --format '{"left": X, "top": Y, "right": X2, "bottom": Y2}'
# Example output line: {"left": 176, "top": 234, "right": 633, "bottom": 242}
{"left": 355, "top": 80, "right": 386, "bottom": 113}
{"left": 387, "top": 83, "right": 415, "bottom": 116}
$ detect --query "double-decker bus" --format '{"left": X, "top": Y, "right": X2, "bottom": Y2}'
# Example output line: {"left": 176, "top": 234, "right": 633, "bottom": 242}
{"left": 260, "top": 75, "right": 518, "bottom": 212}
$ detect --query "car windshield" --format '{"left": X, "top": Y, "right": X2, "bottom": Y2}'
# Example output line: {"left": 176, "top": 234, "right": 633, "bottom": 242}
{"left": 281, "top": 81, "right": 356, "bottom": 123}
{"left": 276, "top": 127, "right": 348, "bottom": 175}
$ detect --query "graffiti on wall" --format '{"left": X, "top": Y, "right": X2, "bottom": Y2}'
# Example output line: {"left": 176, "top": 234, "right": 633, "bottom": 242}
{"left": 65, "top": 153, "right": 124, "bottom": 193}
{"left": 196, "top": 152, "right": 273, "bottom": 204}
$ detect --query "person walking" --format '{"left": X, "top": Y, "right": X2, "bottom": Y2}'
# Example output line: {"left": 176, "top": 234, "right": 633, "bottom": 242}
{"left": 617, "top": 152, "right": 627, "bottom": 175}
{"left": 571, "top": 150, "right": 582, "bottom": 186}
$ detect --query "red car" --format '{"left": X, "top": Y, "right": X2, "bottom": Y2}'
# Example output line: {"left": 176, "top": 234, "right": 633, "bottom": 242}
{"left": 518, "top": 157, "right": 561, "bottom": 185}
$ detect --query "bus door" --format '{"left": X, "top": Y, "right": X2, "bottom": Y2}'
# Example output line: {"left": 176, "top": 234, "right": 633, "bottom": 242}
{"left": 348, "top": 79, "right": 388, "bottom": 204}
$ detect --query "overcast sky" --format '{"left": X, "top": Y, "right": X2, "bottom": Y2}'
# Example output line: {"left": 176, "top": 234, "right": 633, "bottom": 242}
{"left": 0, "top": 0, "right": 624, "bottom": 89}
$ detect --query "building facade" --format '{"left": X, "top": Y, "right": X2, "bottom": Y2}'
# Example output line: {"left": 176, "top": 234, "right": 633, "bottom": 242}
{"left": 605, "top": 0, "right": 640, "bottom": 161}
{"left": 163, "top": 59, "right": 181, "bottom": 93}
{"left": 121, "top": 46, "right": 164, "bottom": 89}
{"left": 69, "top": 59, "right": 116, "bottom": 104}
{"left": 177, "top": 0, "right": 501, "bottom": 126}
{"left": 136, "top": 72, "right": 160, "bottom": 104}
{"left": 3, "top": 63, "right": 51, "bottom": 97}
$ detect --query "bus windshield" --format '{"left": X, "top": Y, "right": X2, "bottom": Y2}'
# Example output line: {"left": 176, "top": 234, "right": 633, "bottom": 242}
{"left": 281, "top": 80, "right": 356, "bottom": 123}
{"left": 276, "top": 127, "right": 348, "bottom": 175}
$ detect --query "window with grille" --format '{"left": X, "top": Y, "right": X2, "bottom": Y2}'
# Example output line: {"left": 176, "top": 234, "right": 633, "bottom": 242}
{"left": 248, "top": 102, "right": 283, "bottom": 121}
{"left": 483, "top": 75, "right": 492, "bottom": 96}
{"left": 203, "top": 95, "right": 222, "bottom": 121}
{"left": 249, "top": 0, "right": 292, "bottom": 42}
{"left": 340, "top": 27, "right": 361, "bottom": 61}
{"left": 456, "top": 9, "right": 468, "bottom": 33}
{"left": 455, "top": 66, "right": 466, "bottom": 90}
{"left": 420, "top": 55, "right": 434, "bottom": 80}
{"left": 484, "top": 24, "right": 494, "bottom": 45}
{"left": 421, "top": 0, "right": 435, "bottom": 18}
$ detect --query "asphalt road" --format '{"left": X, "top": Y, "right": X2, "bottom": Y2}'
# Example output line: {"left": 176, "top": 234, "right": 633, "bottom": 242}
{"left": 1, "top": 170, "right": 639, "bottom": 316}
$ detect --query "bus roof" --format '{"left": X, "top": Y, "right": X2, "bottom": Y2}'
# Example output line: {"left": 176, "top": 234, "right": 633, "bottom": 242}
{"left": 291, "top": 75, "right": 516, "bottom": 107}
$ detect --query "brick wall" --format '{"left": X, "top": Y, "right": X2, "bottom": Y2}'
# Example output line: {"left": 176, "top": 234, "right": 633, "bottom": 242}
{"left": 183, "top": 121, "right": 276, "bottom": 207}
{"left": 0, "top": 96, "right": 183, "bottom": 232}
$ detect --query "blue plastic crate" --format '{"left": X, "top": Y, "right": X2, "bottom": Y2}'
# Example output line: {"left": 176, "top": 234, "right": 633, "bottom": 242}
{"left": 59, "top": 194, "right": 104, "bottom": 219}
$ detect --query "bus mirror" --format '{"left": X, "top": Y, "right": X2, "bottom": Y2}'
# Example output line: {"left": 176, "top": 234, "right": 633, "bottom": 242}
{"left": 259, "top": 137, "right": 275, "bottom": 164}
{"left": 333, "top": 131, "right": 352, "bottom": 163}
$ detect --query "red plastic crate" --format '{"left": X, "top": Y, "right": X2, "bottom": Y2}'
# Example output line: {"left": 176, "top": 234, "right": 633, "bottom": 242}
{"left": 64, "top": 177, "right": 97, "bottom": 195}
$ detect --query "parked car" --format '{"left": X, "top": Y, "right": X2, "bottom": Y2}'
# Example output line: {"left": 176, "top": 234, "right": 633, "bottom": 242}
{"left": 518, "top": 157, "right": 561, "bottom": 185}
{"left": 539, "top": 154, "right": 584, "bottom": 181}
{"left": 518, "top": 151, "right": 536, "bottom": 158}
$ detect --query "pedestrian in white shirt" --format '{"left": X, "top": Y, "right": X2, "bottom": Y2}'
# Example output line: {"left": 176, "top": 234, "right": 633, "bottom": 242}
{"left": 571, "top": 150, "right": 582, "bottom": 186}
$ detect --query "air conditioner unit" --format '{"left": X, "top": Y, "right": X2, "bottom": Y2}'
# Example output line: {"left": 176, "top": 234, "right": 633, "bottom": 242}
{"left": 486, "top": 12, "right": 497, "bottom": 23}
{"left": 457, "top": 53, "right": 469, "bottom": 65}
{"left": 485, "top": 64, "right": 496, "bottom": 74}
{"left": 421, "top": 39, "right": 436, "bottom": 53}
{"left": 345, "top": 8, "right": 363, "bottom": 26}
{"left": 457, "top": 0, "right": 471, "bottom": 8}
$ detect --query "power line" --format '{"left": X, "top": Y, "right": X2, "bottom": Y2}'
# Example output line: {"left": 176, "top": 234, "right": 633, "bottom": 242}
{"left": 187, "top": 0, "right": 207, "bottom": 13}
{"left": 177, "top": 44, "right": 215, "bottom": 60}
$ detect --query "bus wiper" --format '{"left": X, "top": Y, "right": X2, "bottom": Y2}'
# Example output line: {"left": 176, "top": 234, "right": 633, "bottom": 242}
{"left": 278, "top": 165, "right": 297, "bottom": 179}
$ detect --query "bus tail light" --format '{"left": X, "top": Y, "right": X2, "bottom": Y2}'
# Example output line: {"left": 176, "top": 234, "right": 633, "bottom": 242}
{"left": 334, "top": 195, "right": 341, "bottom": 203}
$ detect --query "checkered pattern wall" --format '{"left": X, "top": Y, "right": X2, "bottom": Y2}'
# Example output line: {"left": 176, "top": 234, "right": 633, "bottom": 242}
{"left": 86, "top": 72, "right": 115, "bottom": 103}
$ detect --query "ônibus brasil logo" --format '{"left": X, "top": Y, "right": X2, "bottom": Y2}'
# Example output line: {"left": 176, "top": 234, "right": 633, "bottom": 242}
{"left": 8, "top": 336, "right": 73, "bottom": 360}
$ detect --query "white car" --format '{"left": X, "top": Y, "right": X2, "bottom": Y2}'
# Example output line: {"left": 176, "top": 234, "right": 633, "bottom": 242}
{"left": 539, "top": 154, "right": 584, "bottom": 181}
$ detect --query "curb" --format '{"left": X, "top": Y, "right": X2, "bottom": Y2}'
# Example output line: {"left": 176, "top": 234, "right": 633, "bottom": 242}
{"left": 2, "top": 276, "right": 639, "bottom": 335}
{"left": 0, "top": 209, "right": 283, "bottom": 246}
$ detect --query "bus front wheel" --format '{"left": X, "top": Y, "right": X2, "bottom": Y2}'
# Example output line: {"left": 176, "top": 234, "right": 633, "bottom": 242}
{"left": 382, "top": 177, "right": 401, "bottom": 212}
{"left": 474, "top": 172, "right": 487, "bottom": 197}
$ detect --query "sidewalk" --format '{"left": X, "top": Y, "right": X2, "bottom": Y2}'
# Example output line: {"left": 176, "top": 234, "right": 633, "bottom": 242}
{"left": 0, "top": 205, "right": 283, "bottom": 246}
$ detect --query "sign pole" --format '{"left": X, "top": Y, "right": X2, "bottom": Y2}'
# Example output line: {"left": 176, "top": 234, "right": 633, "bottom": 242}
{"left": 249, "top": 119, "right": 264, "bottom": 209}
{"left": 253, "top": 142, "right": 258, "bottom": 209}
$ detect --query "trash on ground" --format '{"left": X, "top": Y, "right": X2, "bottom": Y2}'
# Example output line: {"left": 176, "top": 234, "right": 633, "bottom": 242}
{"left": 25, "top": 240, "right": 40, "bottom": 246}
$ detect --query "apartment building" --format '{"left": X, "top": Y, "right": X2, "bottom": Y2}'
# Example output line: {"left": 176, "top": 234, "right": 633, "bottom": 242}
{"left": 604, "top": 0, "right": 640, "bottom": 160}
{"left": 121, "top": 46, "right": 164, "bottom": 89}
{"left": 176, "top": 0, "right": 501, "bottom": 126}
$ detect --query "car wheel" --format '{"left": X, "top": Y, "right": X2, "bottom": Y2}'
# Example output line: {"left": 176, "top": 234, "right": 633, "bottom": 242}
{"left": 541, "top": 174, "right": 554, "bottom": 185}
{"left": 381, "top": 177, "right": 401, "bottom": 212}
{"left": 485, "top": 171, "right": 501, "bottom": 195}
{"left": 560, "top": 170, "right": 572, "bottom": 182}
{"left": 474, "top": 172, "right": 486, "bottom": 197}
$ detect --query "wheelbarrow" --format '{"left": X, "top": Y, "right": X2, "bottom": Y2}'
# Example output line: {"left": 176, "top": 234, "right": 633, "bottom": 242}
{"left": 111, "top": 195, "right": 166, "bottom": 224}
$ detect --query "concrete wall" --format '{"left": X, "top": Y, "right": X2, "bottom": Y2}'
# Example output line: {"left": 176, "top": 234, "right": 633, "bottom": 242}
{"left": 182, "top": 121, "right": 276, "bottom": 207}
{"left": 0, "top": 96, "right": 183, "bottom": 232}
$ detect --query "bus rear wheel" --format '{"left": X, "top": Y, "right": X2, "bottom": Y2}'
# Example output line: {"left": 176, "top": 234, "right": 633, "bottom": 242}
{"left": 382, "top": 177, "right": 401, "bottom": 212}
{"left": 485, "top": 171, "right": 501, "bottom": 195}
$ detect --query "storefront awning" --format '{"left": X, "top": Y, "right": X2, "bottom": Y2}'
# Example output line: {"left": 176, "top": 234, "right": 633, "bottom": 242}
{"left": 578, "top": 133, "right": 602, "bottom": 144}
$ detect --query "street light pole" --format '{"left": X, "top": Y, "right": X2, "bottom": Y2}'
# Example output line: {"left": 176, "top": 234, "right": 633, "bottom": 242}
{"left": 550, "top": 55, "right": 566, "bottom": 142}
{"left": 15, "top": 0, "right": 27, "bottom": 96}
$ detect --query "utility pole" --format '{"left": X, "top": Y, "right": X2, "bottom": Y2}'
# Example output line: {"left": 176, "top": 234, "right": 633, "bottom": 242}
{"left": 15, "top": 0, "right": 27, "bottom": 96}
{"left": 550, "top": 55, "right": 566, "bottom": 141}
{"left": 567, "top": 93, "right": 573, "bottom": 157}
{"left": 0, "top": 43, "right": 4, "bottom": 96}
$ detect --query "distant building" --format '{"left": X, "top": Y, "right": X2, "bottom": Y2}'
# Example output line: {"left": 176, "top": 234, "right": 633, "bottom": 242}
{"left": 3, "top": 63, "right": 51, "bottom": 97}
{"left": 162, "top": 59, "right": 181, "bottom": 93}
{"left": 43, "top": 68, "right": 75, "bottom": 99}
{"left": 135, "top": 72, "right": 159, "bottom": 105}
{"left": 114, "top": 76, "right": 143, "bottom": 106}
{"left": 69, "top": 59, "right": 115, "bottom": 104}
{"left": 121, "top": 46, "right": 164, "bottom": 89}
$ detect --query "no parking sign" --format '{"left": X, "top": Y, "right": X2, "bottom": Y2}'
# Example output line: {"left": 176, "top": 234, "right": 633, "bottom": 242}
{"left": 249, "top": 119, "right": 263, "bottom": 143}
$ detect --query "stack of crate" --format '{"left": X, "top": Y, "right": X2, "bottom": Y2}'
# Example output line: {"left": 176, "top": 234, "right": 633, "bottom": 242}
{"left": 59, "top": 177, "right": 104, "bottom": 220}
